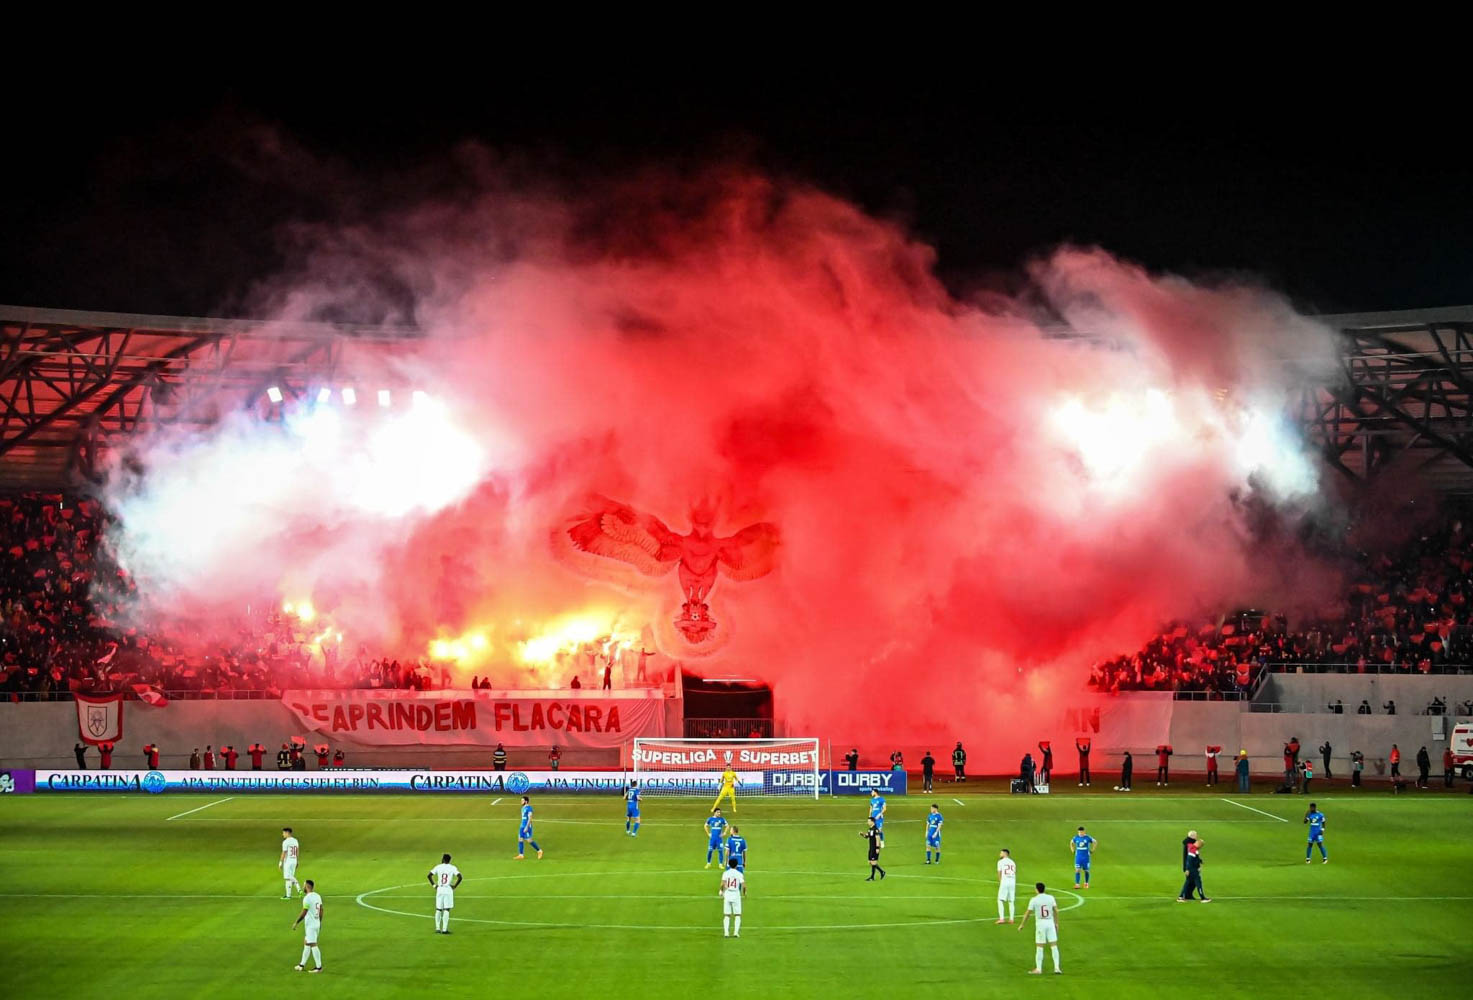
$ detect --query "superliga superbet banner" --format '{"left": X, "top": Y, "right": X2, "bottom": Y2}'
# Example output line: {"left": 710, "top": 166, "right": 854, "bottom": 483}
{"left": 24, "top": 769, "right": 756, "bottom": 795}
{"left": 632, "top": 739, "right": 819, "bottom": 769}
{"left": 281, "top": 690, "right": 667, "bottom": 747}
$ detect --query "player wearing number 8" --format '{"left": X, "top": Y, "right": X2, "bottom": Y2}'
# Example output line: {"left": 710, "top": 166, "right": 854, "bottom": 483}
{"left": 1017, "top": 882, "right": 1061, "bottom": 974}
{"left": 428, "top": 854, "right": 462, "bottom": 934}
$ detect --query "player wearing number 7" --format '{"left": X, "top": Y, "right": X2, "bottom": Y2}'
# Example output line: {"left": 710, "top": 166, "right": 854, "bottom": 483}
{"left": 713, "top": 765, "right": 739, "bottom": 813}
{"left": 1017, "top": 881, "right": 1062, "bottom": 975}
{"left": 428, "top": 853, "right": 462, "bottom": 934}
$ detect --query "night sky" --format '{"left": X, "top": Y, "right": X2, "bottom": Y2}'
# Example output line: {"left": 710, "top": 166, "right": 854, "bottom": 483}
{"left": 4, "top": 78, "right": 1469, "bottom": 318}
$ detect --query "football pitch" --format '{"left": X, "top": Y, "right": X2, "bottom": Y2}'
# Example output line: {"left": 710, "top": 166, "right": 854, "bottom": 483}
{"left": 1, "top": 786, "right": 1467, "bottom": 999}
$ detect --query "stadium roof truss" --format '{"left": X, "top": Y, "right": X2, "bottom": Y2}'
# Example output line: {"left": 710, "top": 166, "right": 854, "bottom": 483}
{"left": 1298, "top": 307, "right": 1473, "bottom": 493}
{"left": 0, "top": 306, "right": 420, "bottom": 491}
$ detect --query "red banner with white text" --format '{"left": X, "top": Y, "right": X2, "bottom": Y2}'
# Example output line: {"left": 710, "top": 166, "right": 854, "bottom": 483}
{"left": 281, "top": 690, "right": 668, "bottom": 748}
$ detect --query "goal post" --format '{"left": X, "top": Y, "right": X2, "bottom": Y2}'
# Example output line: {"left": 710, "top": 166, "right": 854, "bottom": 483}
{"left": 631, "top": 738, "right": 822, "bottom": 799}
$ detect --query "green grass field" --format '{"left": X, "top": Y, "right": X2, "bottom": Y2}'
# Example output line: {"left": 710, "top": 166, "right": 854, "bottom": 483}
{"left": 1, "top": 783, "right": 1468, "bottom": 999}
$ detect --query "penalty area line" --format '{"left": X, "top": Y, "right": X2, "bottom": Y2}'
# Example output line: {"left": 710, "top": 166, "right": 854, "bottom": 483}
{"left": 1219, "top": 798, "right": 1288, "bottom": 822}
{"left": 166, "top": 797, "right": 234, "bottom": 821}
{"left": 952, "top": 798, "right": 966, "bottom": 806}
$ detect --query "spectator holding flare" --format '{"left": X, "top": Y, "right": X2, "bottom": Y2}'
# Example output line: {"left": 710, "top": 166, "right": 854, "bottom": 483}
{"left": 952, "top": 742, "right": 967, "bottom": 782}
{"left": 314, "top": 744, "right": 329, "bottom": 769}
{"left": 248, "top": 743, "right": 266, "bottom": 771}
{"left": 1155, "top": 744, "right": 1173, "bottom": 785}
{"left": 844, "top": 747, "right": 859, "bottom": 771}
{"left": 1075, "top": 737, "right": 1091, "bottom": 787}
{"left": 889, "top": 749, "right": 904, "bottom": 772}
{"left": 1037, "top": 741, "right": 1053, "bottom": 784}
{"left": 203, "top": 745, "right": 215, "bottom": 770}
{"left": 98, "top": 741, "right": 114, "bottom": 769}
{"left": 1205, "top": 745, "right": 1221, "bottom": 786}
{"left": 223, "top": 745, "right": 238, "bottom": 770}
{"left": 1287, "top": 736, "right": 1301, "bottom": 770}
{"left": 332, "top": 749, "right": 346, "bottom": 768}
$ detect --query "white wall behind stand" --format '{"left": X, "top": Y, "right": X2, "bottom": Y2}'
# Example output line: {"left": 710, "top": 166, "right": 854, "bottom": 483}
{"left": 1259, "top": 672, "right": 1473, "bottom": 713}
{"left": 0, "top": 701, "right": 623, "bottom": 771}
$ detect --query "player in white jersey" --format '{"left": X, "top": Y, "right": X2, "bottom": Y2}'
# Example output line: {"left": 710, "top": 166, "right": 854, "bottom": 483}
{"left": 279, "top": 827, "right": 302, "bottom": 899}
{"left": 718, "top": 857, "right": 746, "bottom": 938}
{"left": 292, "top": 879, "right": 323, "bottom": 973}
{"left": 995, "top": 848, "right": 1018, "bottom": 923}
{"left": 1017, "top": 881, "right": 1061, "bottom": 974}
{"left": 428, "top": 853, "right": 463, "bottom": 934}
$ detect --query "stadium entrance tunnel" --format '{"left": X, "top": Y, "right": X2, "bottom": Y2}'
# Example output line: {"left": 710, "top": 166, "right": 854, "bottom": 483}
{"left": 356, "top": 869, "right": 1083, "bottom": 932}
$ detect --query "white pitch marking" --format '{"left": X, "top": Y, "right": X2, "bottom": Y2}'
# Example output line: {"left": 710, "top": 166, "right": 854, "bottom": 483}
{"left": 952, "top": 798, "right": 966, "bottom": 806}
{"left": 491, "top": 798, "right": 502, "bottom": 805}
{"left": 165, "top": 797, "right": 234, "bottom": 821}
{"left": 1219, "top": 798, "right": 1288, "bottom": 822}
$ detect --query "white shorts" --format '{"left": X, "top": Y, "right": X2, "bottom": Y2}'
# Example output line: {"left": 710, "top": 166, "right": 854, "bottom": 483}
{"left": 303, "top": 920, "right": 321, "bottom": 943}
{"left": 436, "top": 887, "right": 455, "bottom": 910}
{"left": 1034, "top": 922, "right": 1057, "bottom": 944}
{"left": 997, "top": 880, "right": 1015, "bottom": 901}
{"left": 283, "top": 861, "right": 298, "bottom": 880}
{"left": 723, "top": 897, "right": 742, "bottom": 915}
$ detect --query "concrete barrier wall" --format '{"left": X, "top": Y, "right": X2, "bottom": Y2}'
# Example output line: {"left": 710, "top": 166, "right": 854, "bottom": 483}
{"left": 1259, "top": 673, "right": 1473, "bottom": 713}
{"left": 0, "top": 699, "right": 653, "bottom": 770}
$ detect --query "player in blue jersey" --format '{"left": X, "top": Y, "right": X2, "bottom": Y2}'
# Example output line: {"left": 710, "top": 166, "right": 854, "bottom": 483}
{"left": 925, "top": 804, "right": 944, "bottom": 864}
{"left": 515, "top": 795, "right": 543, "bottom": 859}
{"left": 726, "top": 826, "right": 748, "bottom": 872}
{"left": 704, "top": 808, "right": 728, "bottom": 868}
{"left": 625, "top": 780, "right": 641, "bottom": 837}
{"left": 869, "top": 789, "right": 887, "bottom": 845}
{"left": 1304, "top": 802, "right": 1328, "bottom": 863}
{"left": 1070, "top": 826, "right": 1095, "bottom": 888}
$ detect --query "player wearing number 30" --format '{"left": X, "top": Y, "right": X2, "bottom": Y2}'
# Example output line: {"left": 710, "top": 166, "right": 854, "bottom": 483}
{"left": 279, "top": 827, "right": 302, "bottom": 900}
{"left": 713, "top": 766, "right": 739, "bottom": 813}
{"left": 719, "top": 857, "right": 746, "bottom": 937}
{"left": 428, "top": 853, "right": 462, "bottom": 934}
{"left": 1017, "top": 882, "right": 1061, "bottom": 975}
{"left": 996, "top": 848, "right": 1017, "bottom": 923}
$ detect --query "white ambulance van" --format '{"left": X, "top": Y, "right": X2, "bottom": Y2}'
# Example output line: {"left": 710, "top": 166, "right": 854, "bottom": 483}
{"left": 1452, "top": 723, "right": 1473, "bottom": 780}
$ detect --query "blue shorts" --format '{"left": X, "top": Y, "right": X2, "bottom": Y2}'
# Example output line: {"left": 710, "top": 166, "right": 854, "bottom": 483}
{"left": 1308, "top": 832, "right": 1324, "bottom": 843}
{"left": 520, "top": 825, "right": 533, "bottom": 839}
{"left": 871, "top": 815, "right": 885, "bottom": 828}
{"left": 626, "top": 806, "right": 640, "bottom": 818}
{"left": 709, "top": 837, "right": 723, "bottom": 849}
{"left": 731, "top": 854, "right": 745, "bottom": 871}
{"left": 926, "top": 833, "right": 941, "bottom": 848}
{"left": 1075, "top": 855, "right": 1091, "bottom": 868}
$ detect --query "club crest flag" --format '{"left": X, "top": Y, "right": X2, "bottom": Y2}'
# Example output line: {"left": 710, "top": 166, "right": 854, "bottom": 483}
{"left": 75, "top": 693, "right": 123, "bottom": 745}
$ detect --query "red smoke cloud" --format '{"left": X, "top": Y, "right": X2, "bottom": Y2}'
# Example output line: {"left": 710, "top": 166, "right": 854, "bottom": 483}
{"left": 109, "top": 168, "right": 1342, "bottom": 761}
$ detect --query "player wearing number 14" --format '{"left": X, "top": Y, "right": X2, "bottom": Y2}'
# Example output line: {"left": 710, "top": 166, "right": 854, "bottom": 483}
{"left": 719, "top": 857, "right": 746, "bottom": 937}
{"left": 428, "top": 854, "right": 462, "bottom": 934}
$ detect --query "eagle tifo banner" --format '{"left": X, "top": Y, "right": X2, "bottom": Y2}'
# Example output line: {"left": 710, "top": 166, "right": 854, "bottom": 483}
{"left": 281, "top": 690, "right": 668, "bottom": 748}
{"left": 75, "top": 693, "right": 123, "bottom": 746}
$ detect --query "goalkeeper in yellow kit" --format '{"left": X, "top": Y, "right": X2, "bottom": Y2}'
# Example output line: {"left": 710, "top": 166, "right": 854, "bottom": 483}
{"left": 713, "top": 766, "right": 740, "bottom": 812}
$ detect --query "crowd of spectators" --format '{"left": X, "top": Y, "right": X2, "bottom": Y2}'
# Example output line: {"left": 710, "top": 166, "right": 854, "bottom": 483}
{"left": 1093, "top": 513, "right": 1473, "bottom": 694}
{"left": 0, "top": 493, "right": 482, "bottom": 700}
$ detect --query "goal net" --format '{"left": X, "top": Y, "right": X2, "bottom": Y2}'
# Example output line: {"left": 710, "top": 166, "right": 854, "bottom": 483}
{"left": 631, "top": 738, "right": 822, "bottom": 799}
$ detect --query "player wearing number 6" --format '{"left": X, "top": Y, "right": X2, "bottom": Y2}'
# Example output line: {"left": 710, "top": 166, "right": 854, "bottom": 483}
{"left": 719, "top": 857, "right": 746, "bottom": 937}
{"left": 713, "top": 765, "right": 739, "bottom": 812}
{"left": 428, "top": 853, "right": 462, "bottom": 934}
{"left": 1017, "top": 881, "right": 1062, "bottom": 975}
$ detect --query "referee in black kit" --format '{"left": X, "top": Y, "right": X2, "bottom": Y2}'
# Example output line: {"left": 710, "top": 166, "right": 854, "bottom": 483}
{"left": 862, "top": 817, "right": 887, "bottom": 881}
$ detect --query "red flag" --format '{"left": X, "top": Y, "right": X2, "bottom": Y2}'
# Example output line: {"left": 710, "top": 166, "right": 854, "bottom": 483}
{"left": 132, "top": 684, "right": 169, "bottom": 708}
